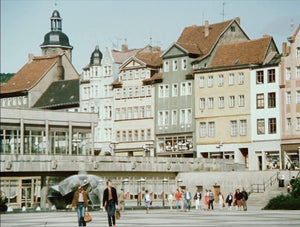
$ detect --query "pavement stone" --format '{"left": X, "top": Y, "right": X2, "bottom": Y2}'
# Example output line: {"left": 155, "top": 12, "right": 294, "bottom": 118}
{"left": 1, "top": 207, "right": 300, "bottom": 227}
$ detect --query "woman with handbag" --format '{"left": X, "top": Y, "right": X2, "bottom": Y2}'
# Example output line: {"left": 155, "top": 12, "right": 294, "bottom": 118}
{"left": 72, "top": 186, "right": 89, "bottom": 226}
{"left": 103, "top": 180, "right": 119, "bottom": 227}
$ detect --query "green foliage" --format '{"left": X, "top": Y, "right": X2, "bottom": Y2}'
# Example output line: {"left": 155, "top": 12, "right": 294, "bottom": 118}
{"left": 0, "top": 73, "right": 15, "bottom": 83}
{"left": 263, "top": 194, "right": 300, "bottom": 210}
{"left": 291, "top": 177, "right": 300, "bottom": 198}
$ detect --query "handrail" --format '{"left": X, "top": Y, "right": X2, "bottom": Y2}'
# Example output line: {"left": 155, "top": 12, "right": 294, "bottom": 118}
{"left": 250, "top": 171, "right": 279, "bottom": 193}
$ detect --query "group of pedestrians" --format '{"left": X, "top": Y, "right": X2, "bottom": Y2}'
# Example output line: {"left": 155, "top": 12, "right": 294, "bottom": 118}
{"left": 225, "top": 187, "right": 248, "bottom": 211}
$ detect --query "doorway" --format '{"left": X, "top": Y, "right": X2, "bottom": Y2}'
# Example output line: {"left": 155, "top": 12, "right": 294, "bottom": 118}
{"left": 258, "top": 156, "right": 262, "bottom": 170}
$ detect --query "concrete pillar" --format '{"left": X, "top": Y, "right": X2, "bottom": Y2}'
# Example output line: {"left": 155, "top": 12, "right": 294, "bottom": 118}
{"left": 20, "top": 118, "right": 24, "bottom": 154}
{"left": 45, "top": 120, "right": 49, "bottom": 155}
{"left": 40, "top": 176, "right": 49, "bottom": 209}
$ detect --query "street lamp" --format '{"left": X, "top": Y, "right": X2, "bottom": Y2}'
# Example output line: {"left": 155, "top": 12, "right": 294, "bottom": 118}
{"left": 137, "top": 178, "right": 145, "bottom": 206}
{"left": 162, "top": 178, "right": 168, "bottom": 207}
{"left": 109, "top": 141, "right": 119, "bottom": 156}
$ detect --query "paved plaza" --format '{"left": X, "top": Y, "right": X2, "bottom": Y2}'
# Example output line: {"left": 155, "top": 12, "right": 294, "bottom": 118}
{"left": 1, "top": 208, "right": 300, "bottom": 227}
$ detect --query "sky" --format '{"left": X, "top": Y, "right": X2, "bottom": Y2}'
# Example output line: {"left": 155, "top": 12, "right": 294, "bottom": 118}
{"left": 1, "top": 0, "right": 300, "bottom": 74}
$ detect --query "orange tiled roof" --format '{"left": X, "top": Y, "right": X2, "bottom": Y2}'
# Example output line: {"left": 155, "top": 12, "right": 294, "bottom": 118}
{"left": 135, "top": 51, "right": 163, "bottom": 67}
{"left": 0, "top": 55, "right": 59, "bottom": 94}
{"left": 210, "top": 36, "right": 272, "bottom": 68}
{"left": 177, "top": 19, "right": 233, "bottom": 56}
{"left": 112, "top": 49, "right": 141, "bottom": 64}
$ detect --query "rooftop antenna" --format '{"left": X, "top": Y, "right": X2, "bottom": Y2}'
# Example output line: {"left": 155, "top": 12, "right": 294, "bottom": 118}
{"left": 149, "top": 36, "right": 153, "bottom": 46}
{"left": 290, "top": 18, "right": 294, "bottom": 34}
{"left": 221, "top": 2, "right": 226, "bottom": 21}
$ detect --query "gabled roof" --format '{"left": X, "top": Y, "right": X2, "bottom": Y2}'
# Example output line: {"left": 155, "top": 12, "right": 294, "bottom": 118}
{"left": 135, "top": 51, "right": 163, "bottom": 67}
{"left": 33, "top": 79, "right": 79, "bottom": 109}
{"left": 143, "top": 73, "right": 163, "bottom": 84}
{"left": 111, "top": 49, "right": 141, "bottom": 64}
{"left": 209, "top": 36, "right": 277, "bottom": 68}
{"left": 0, "top": 55, "right": 60, "bottom": 94}
{"left": 288, "top": 24, "right": 300, "bottom": 43}
{"left": 177, "top": 19, "right": 241, "bottom": 56}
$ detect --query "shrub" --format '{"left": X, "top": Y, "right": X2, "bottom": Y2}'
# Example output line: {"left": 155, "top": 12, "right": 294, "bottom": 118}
{"left": 263, "top": 194, "right": 300, "bottom": 210}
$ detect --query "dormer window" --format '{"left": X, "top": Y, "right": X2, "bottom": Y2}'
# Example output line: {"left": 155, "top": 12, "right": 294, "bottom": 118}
{"left": 231, "top": 26, "right": 236, "bottom": 32}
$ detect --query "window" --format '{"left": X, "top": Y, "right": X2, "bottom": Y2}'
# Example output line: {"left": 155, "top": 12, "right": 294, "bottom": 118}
{"left": 141, "top": 69, "right": 146, "bottom": 78}
{"left": 164, "top": 61, "right": 169, "bottom": 72}
{"left": 128, "top": 107, "right": 132, "bottom": 119}
{"left": 147, "top": 86, "right": 151, "bottom": 96}
{"left": 286, "top": 68, "right": 291, "bottom": 80}
{"left": 240, "top": 120, "right": 247, "bottom": 136}
{"left": 287, "top": 118, "right": 292, "bottom": 131}
{"left": 200, "top": 98, "right": 205, "bottom": 109}
{"left": 218, "top": 74, "right": 224, "bottom": 86}
{"left": 121, "top": 108, "right": 126, "bottom": 119}
{"left": 141, "top": 130, "right": 145, "bottom": 140}
{"left": 116, "top": 88, "right": 121, "bottom": 99}
{"left": 297, "top": 91, "right": 300, "bottom": 104}
{"left": 200, "top": 122, "right": 206, "bottom": 137}
{"left": 115, "top": 108, "right": 120, "bottom": 120}
{"left": 229, "top": 96, "right": 235, "bottom": 108}
{"left": 165, "top": 85, "right": 169, "bottom": 97}
{"left": 122, "top": 88, "right": 127, "bottom": 98}
{"left": 122, "top": 131, "right": 126, "bottom": 142}
{"left": 230, "top": 120, "right": 237, "bottom": 136}
{"left": 173, "top": 59, "right": 178, "bottom": 71}
{"left": 172, "top": 84, "right": 178, "bottom": 96}
{"left": 238, "top": 95, "right": 245, "bottom": 107}
{"left": 116, "top": 131, "right": 120, "bottom": 142}
{"left": 238, "top": 72, "right": 244, "bottom": 84}
{"left": 208, "top": 122, "right": 215, "bottom": 137}
{"left": 133, "top": 107, "right": 138, "bottom": 119}
{"left": 257, "top": 119, "right": 265, "bottom": 135}
{"left": 182, "top": 58, "right": 187, "bottom": 70}
{"left": 147, "top": 129, "right": 151, "bottom": 140}
{"left": 269, "top": 118, "right": 277, "bottom": 134}
{"left": 128, "top": 87, "right": 133, "bottom": 98}
{"left": 180, "top": 109, "right": 186, "bottom": 124}
{"left": 181, "top": 83, "right": 186, "bottom": 96}
{"left": 268, "top": 69, "right": 275, "bottom": 83}
{"left": 256, "top": 70, "right": 264, "bottom": 84}
{"left": 297, "top": 117, "right": 300, "bottom": 130}
{"left": 297, "top": 67, "right": 300, "bottom": 79}
{"left": 231, "top": 26, "right": 235, "bottom": 32}
{"left": 208, "top": 97, "right": 214, "bottom": 109}
{"left": 286, "top": 92, "right": 291, "bottom": 104}
{"left": 134, "top": 130, "right": 138, "bottom": 141}
{"left": 187, "top": 82, "right": 192, "bottom": 95}
{"left": 158, "top": 110, "right": 169, "bottom": 126}
{"left": 159, "top": 85, "right": 164, "bottom": 98}
{"left": 128, "top": 130, "right": 133, "bottom": 141}
{"left": 229, "top": 73, "right": 235, "bottom": 85}
{"left": 172, "top": 110, "right": 177, "bottom": 125}
{"left": 135, "top": 69, "right": 139, "bottom": 79}
{"left": 218, "top": 96, "right": 224, "bottom": 108}
{"left": 160, "top": 85, "right": 169, "bottom": 97}
{"left": 297, "top": 48, "right": 300, "bottom": 58}
{"left": 199, "top": 76, "right": 205, "bottom": 88}
{"left": 268, "top": 92, "right": 276, "bottom": 108}
{"left": 164, "top": 111, "right": 169, "bottom": 125}
{"left": 256, "top": 94, "right": 264, "bottom": 109}
{"left": 140, "top": 106, "right": 145, "bottom": 118}
{"left": 146, "top": 105, "right": 151, "bottom": 118}
{"left": 141, "top": 86, "right": 145, "bottom": 96}
{"left": 158, "top": 112, "right": 163, "bottom": 126}
{"left": 208, "top": 75, "right": 214, "bottom": 87}
{"left": 129, "top": 70, "right": 133, "bottom": 80}
{"left": 134, "top": 87, "right": 139, "bottom": 97}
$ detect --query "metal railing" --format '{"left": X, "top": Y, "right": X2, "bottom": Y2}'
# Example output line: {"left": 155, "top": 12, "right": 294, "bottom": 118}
{"left": 250, "top": 171, "right": 279, "bottom": 193}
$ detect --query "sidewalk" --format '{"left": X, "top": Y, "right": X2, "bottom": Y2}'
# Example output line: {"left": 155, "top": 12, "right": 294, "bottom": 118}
{"left": 1, "top": 207, "right": 300, "bottom": 227}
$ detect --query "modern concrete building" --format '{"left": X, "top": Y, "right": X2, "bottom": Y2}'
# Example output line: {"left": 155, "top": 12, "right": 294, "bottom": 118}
{"left": 112, "top": 46, "right": 162, "bottom": 156}
{"left": 280, "top": 25, "right": 300, "bottom": 169}
{"left": 154, "top": 18, "right": 249, "bottom": 158}
{"left": 194, "top": 36, "right": 281, "bottom": 170}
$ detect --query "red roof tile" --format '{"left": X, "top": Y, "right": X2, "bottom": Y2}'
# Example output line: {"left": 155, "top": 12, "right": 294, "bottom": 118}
{"left": 1, "top": 55, "right": 59, "bottom": 94}
{"left": 135, "top": 51, "right": 163, "bottom": 67}
{"left": 209, "top": 36, "right": 272, "bottom": 68}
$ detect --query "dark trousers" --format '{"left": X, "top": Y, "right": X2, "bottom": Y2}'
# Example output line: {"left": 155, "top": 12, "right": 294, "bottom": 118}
{"left": 208, "top": 200, "right": 214, "bottom": 210}
{"left": 106, "top": 200, "right": 116, "bottom": 226}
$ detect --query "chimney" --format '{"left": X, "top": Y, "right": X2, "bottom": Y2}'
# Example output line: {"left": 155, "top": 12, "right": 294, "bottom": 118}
{"left": 263, "top": 35, "right": 271, "bottom": 38}
{"left": 287, "top": 46, "right": 291, "bottom": 55}
{"left": 154, "top": 46, "right": 161, "bottom": 52}
{"left": 204, "top": 20, "right": 209, "bottom": 37}
{"left": 28, "top": 53, "right": 34, "bottom": 63}
{"left": 121, "top": 44, "right": 128, "bottom": 52}
{"left": 235, "top": 17, "right": 240, "bottom": 25}
{"left": 282, "top": 42, "right": 287, "bottom": 56}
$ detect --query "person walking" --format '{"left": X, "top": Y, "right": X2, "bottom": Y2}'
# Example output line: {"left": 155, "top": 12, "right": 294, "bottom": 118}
{"left": 218, "top": 192, "right": 224, "bottom": 210}
{"left": 225, "top": 192, "right": 233, "bottom": 210}
{"left": 208, "top": 190, "right": 214, "bottom": 210}
{"left": 168, "top": 192, "right": 174, "bottom": 210}
{"left": 174, "top": 189, "right": 181, "bottom": 211}
{"left": 193, "top": 189, "right": 202, "bottom": 210}
{"left": 103, "top": 180, "right": 119, "bottom": 227}
{"left": 143, "top": 190, "right": 151, "bottom": 214}
{"left": 118, "top": 189, "right": 125, "bottom": 212}
{"left": 235, "top": 189, "right": 243, "bottom": 211}
{"left": 72, "top": 186, "right": 89, "bottom": 226}
{"left": 204, "top": 189, "right": 209, "bottom": 210}
{"left": 184, "top": 188, "right": 192, "bottom": 211}
{"left": 241, "top": 187, "right": 248, "bottom": 211}
{"left": 180, "top": 189, "right": 185, "bottom": 211}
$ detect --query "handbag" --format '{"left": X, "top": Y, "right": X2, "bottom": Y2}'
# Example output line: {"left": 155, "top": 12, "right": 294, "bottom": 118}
{"left": 116, "top": 210, "right": 121, "bottom": 220}
{"left": 84, "top": 212, "right": 92, "bottom": 223}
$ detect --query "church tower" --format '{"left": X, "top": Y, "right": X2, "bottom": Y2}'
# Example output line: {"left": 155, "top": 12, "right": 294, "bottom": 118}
{"left": 40, "top": 10, "right": 73, "bottom": 61}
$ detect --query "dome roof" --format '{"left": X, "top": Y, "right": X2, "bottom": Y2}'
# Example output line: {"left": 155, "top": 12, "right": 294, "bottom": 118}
{"left": 41, "top": 31, "right": 72, "bottom": 48}
{"left": 51, "top": 10, "right": 61, "bottom": 18}
{"left": 90, "top": 45, "right": 103, "bottom": 66}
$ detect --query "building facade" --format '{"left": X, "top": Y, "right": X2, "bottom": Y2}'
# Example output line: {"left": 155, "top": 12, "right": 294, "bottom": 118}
{"left": 280, "top": 25, "right": 300, "bottom": 169}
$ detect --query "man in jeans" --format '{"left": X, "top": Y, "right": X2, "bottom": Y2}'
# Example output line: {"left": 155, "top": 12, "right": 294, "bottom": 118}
{"left": 184, "top": 188, "right": 192, "bottom": 211}
{"left": 241, "top": 187, "right": 248, "bottom": 211}
{"left": 208, "top": 190, "right": 214, "bottom": 210}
